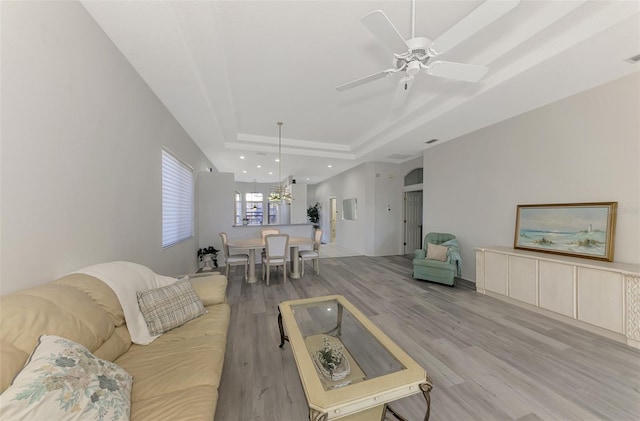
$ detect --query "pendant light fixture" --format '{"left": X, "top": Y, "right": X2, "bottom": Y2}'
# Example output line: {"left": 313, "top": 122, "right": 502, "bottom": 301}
{"left": 252, "top": 179, "right": 258, "bottom": 210}
{"left": 269, "top": 122, "right": 292, "bottom": 204}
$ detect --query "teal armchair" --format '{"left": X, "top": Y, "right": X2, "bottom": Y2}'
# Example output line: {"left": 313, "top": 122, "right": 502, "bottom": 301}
{"left": 413, "top": 233, "right": 461, "bottom": 286}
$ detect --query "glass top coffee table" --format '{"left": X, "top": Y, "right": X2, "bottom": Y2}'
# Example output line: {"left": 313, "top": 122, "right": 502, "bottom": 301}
{"left": 278, "top": 295, "right": 432, "bottom": 420}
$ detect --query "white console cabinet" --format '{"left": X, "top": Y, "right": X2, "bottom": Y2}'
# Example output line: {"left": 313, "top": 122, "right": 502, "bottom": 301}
{"left": 475, "top": 247, "right": 640, "bottom": 349}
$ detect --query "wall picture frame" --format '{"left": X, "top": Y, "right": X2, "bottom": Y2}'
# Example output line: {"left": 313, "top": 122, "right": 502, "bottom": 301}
{"left": 514, "top": 202, "right": 617, "bottom": 262}
{"left": 342, "top": 198, "right": 357, "bottom": 220}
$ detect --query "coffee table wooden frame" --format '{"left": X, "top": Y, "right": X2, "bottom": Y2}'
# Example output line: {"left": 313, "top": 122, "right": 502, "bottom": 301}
{"left": 278, "top": 295, "right": 433, "bottom": 420}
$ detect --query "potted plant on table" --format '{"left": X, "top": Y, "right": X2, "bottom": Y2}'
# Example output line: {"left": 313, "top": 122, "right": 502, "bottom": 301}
{"left": 307, "top": 202, "right": 321, "bottom": 229}
{"left": 197, "top": 246, "right": 219, "bottom": 271}
{"left": 313, "top": 336, "right": 350, "bottom": 381}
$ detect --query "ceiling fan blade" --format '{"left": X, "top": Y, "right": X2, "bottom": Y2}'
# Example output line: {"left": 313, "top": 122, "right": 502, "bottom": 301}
{"left": 426, "top": 61, "right": 489, "bottom": 82}
{"left": 336, "top": 68, "right": 398, "bottom": 91}
{"left": 391, "top": 76, "right": 414, "bottom": 109}
{"left": 361, "top": 10, "right": 409, "bottom": 54}
{"left": 429, "top": 0, "right": 520, "bottom": 56}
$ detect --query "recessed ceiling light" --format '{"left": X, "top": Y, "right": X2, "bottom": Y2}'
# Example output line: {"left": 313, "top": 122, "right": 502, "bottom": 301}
{"left": 328, "top": 165, "right": 332, "bottom": 168}
{"left": 240, "top": 155, "right": 245, "bottom": 159}
{"left": 257, "top": 165, "right": 261, "bottom": 168}
{"left": 242, "top": 170, "right": 247, "bottom": 174}
{"left": 306, "top": 177, "right": 310, "bottom": 181}
{"left": 275, "top": 158, "right": 280, "bottom": 162}
{"left": 268, "top": 172, "right": 273, "bottom": 175}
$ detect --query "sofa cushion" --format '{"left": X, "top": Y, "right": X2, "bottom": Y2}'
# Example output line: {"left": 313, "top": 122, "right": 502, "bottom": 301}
{"left": 189, "top": 274, "right": 228, "bottom": 306}
{"left": 0, "top": 335, "right": 132, "bottom": 421}
{"left": 115, "top": 304, "right": 230, "bottom": 402}
{"left": 137, "top": 279, "right": 207, "bottom": 336}
{"left": 146, "top": 303, "right": 230, "bottom": 347}
{"left": 72, "top": 261, "right": 184, "bottom": 345}
{"left": 0, "top": 340, "right": 28, "bottom": 392}
{"left": 0, "top": 284, "right": 115, "bottom": 361}
{"left": 120, "top": 337, "right": 226, "bottom": 402}
{"left": 426, "top": 243, "right": 448, "bottom": 261}
{"left": 54, "top": 273, "right": 125, "bottom": 327}
{"left": 93, "top": 325, "right": 132, "bottom": 363}
{"left": 130, "top": 386, "right": 218, "bottom": 421}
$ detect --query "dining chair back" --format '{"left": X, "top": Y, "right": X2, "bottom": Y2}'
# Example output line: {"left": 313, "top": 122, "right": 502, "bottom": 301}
{"left": 219, "top": 232, "right": 249, "bottom": 281}
{"left": 260, "top": 228, "right": 280, "bottom": 239}
{"left": 260, "top": 228, "right": 280, "bottom": 258}
{"left": 262, "top": 234, "right": 289, "bottom": 285}
{"left": 299, "top": 229, "right": 323, "bottom": 277}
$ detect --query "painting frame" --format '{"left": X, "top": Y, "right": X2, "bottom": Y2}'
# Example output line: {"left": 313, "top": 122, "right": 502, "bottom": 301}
{"left": 514, "top": 202, "right": 617, "bottom": 262}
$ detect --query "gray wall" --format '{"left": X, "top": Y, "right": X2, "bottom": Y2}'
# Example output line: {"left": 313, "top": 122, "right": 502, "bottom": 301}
{"left": 309, "top": 157, "right": 423, "bottom": 256}
{"left": 311, "top": 164, "right": 369, "bottom": 254}
{"left": 198, "top": 171, "right": 236, "bottom": 255}
{"left": 422, "top": 73, "right": 640, "bottom": 280}
{"left": 1, "top": 1, "right": 214, "bottom": 294}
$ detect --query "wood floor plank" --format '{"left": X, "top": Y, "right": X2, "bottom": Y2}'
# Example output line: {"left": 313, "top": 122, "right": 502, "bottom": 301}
{"left": 215, "top": 255, "right": 640, "bottom": 420}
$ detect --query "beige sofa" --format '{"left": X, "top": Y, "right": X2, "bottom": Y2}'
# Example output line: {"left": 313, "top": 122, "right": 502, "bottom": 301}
{"left": 0, "top": 271, "right": 230, "bottom": 420}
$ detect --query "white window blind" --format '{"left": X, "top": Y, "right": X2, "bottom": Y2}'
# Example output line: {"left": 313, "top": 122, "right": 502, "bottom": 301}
{"left": 245, "top": 192, "right": 263, "bottom": 225}
{"left": 162, "top": 149, "right": 193, "bottom": 248}
{"left": 234, "top": 192, "right": 242, "bottom": 225}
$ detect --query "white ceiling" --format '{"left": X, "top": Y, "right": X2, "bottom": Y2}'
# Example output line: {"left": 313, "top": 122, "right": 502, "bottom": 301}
{"left": 81, "top": 0, "right": 640, "bottom": 184}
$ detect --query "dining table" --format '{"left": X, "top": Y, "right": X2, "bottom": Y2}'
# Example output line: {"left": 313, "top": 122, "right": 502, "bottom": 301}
{"left": 227, "top": 236, "right": 315, "bottom": 283}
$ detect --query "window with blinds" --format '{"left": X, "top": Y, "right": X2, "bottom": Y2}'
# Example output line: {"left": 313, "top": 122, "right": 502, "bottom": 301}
{"left": 162, "top": 149, "right": 194, "bottom": 248}
{"left": 234, "top": 192, "right": 242, "bottom": 225}
{"left": 268, "top": 202, "right": 280, "bottom": 224}
{"left": 245, "top": 192, "right": 263, "bottom": 225}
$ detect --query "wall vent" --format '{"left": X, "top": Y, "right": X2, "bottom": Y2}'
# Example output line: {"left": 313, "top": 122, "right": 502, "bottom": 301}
{"left": 626, "top": 54, "right": 640, "bottom": 64}
{"left": 425, "top": 138, "right": 439, "bottom": 144}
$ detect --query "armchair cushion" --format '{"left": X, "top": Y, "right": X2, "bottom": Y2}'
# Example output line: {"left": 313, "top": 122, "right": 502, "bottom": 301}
{"left": 426, "top": 243, "right": 448, "bottom": 261}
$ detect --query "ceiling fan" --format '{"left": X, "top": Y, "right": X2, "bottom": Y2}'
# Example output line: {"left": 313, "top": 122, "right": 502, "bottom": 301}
{"left": 336, "top": 0, "right": 520, "bottom": 108}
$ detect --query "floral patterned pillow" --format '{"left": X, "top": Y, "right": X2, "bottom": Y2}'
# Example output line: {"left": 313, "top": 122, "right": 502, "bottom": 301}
{"left": 0, "top": 335, "right": 132, "bottom": 421}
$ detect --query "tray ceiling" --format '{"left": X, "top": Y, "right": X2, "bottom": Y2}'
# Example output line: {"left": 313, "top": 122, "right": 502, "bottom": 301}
{"left": 81, "top": 0, "right": 640, "bottom": 183}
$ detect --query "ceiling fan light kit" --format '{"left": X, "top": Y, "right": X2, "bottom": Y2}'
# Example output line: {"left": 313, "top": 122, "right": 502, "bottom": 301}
{"left": 337, "top": 0, "right": 521, "bottom": 108}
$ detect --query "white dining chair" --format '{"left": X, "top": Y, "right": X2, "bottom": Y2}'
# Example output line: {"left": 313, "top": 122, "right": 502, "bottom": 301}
{"left": 299, "top": 229, "right": 323, "bottom": 277}
{"left": 219, "top": 232, "right": 249, "bottom": 281}
{"left": 262, "top": 234, "right": 289, "bottom": 286}
{"left": 260, "top": 228, "right": 280, "bottom": 259}
{"left": 260, "top": 228, "right": 280, "bottom": 239}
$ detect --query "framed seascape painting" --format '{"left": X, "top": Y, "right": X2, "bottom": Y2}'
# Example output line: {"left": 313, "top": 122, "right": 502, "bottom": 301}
{"left": 514, "top": 202, "right": 617, "bottom": 262}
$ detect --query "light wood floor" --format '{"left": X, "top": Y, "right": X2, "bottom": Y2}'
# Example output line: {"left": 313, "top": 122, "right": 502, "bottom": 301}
{"left": 318, "top": 242, "right": 362, "bottom": 259}
{"left": 215, "top": 255, "right": 640, "bottom": 420}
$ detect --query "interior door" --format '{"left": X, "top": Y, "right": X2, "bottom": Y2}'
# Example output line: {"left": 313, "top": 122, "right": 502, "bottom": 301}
{"left": 404, "top": 191, "right": 423, "bottom": 254}
{"left": 329, "top": 197, "right": 337, "bottom": 242}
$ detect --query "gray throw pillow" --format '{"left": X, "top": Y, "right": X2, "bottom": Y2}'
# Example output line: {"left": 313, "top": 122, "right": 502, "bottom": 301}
{"left": 137, "top": 279, "right": 207, "bottom": 336}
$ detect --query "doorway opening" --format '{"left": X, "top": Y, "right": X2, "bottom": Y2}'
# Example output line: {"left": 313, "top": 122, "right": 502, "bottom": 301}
{"left": 403, "top": 168, "right": 424, "bottom": 255}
